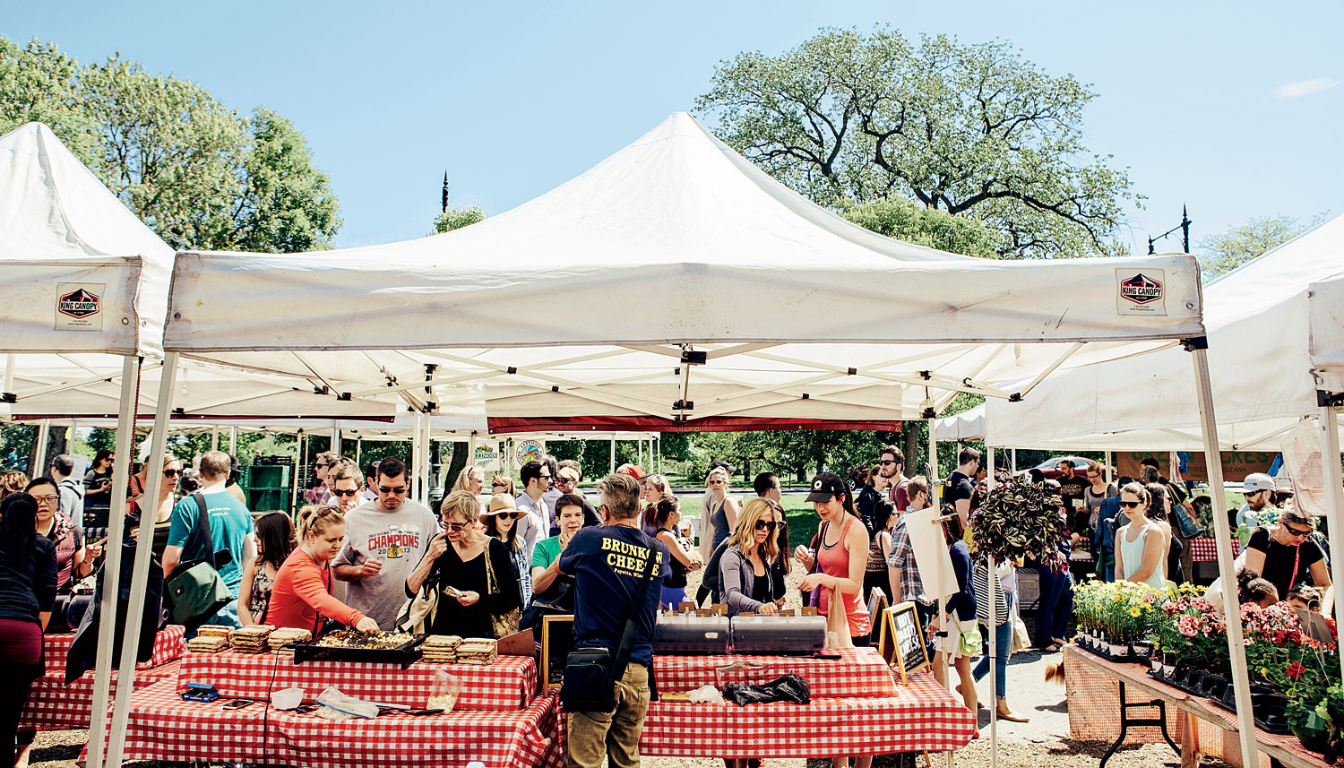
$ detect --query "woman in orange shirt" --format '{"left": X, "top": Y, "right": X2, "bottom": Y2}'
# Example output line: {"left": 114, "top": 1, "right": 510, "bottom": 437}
{"left": 268, "top": 505, "right": 379, "bottom": 636}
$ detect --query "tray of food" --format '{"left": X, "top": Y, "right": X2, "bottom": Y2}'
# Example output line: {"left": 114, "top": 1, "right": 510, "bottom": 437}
{"left": 291, "top": 630, "right": 425, "bottom": 668}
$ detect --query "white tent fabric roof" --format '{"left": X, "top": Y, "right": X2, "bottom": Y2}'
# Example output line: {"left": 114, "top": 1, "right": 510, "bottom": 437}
{"left": 986, "top": 213, "right": 1344, "bottom": 450}
{"left": 0, "top": 123, "right": 173, "bottom": 356}
{"left": 933, "top": 404, "right": 986, "bottom": 442}
{"left": 160, "top": 113, "right": 1206, "bottom": 428}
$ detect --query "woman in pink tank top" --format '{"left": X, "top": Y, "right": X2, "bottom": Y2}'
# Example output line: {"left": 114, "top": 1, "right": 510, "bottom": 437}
{"left": 795, "top": 472, "right": 872, "bottom": 646}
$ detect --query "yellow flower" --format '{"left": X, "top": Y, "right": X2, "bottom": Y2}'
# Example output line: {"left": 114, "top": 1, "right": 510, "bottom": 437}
{"left": 1129, "top": 607, "right": 1141, "bottom": 617}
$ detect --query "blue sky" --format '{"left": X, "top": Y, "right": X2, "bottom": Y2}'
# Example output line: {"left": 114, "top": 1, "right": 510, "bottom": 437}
{"left": 5, "top": 0, "right": 1341, "bottom": 254}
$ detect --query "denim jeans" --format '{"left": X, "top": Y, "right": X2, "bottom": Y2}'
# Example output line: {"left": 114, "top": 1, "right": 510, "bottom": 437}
{"left": 974, "top": 609, "right": 1014, "bottom": 700}
{"left": 1034, "top": 567, "right": 1074, "bottom": 646}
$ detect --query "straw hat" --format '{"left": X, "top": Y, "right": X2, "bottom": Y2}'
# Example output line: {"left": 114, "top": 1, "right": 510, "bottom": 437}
{"left": 484, "top": 494, "right": 519, "bottom": 516}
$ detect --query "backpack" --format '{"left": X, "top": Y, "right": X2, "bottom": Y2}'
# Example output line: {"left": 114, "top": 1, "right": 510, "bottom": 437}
{"left": 163, "top": 492, "right": 233, "bottom": 628}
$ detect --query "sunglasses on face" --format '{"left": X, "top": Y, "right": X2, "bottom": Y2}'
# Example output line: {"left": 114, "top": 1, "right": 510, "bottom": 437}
{"left": 445, "top": 521, "right": 470, "bottom": 531}
{"left": 709, "top": 481, "right": 724, "bottom": 486}
{"left": 379, "top": 486, "right": 408, "bottom": 495}
{"left": 163, "top": 469, "right": 180, "bottom": 477}
{"left": 754, "top": 520, "right": 778, "bottom": 531}
{"left": 494, "top": 512, "right": 519, "bottom": 520}
{"left": 1285, "top": 524, "right": 1312, "bottom": 537}
{"left": 332, "top": 488, "right": 359, "bottom": 497}
{"left": 1119, "top": 500, "right": 1142, "bottom": 508}
{"left": 880, "top": 460, "right": 898, "bottom": 466}
{"left": 316, "top": 463, "right": 328, "bottom": 469}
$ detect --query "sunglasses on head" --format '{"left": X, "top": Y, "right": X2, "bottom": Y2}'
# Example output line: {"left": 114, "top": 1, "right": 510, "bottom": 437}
{"left": 332, "top": 488, "right": 359, "bottom": 497}
{"left": 379, "top": 485, "right": 408, "bottom": 495}
{"left": 1119, "top": 500, "right": 1142, "bottom": 508}
{"left": 754, "top": 520, "right": 778, "bottom": 531}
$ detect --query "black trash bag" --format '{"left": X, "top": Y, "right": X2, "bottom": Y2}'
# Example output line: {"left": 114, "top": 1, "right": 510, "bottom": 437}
{"left": 721, "top": 673, "right": 810, "bottom": 706}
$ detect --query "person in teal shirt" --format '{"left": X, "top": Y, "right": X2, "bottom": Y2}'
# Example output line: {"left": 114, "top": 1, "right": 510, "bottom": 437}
{"left": 162, "top": 451, "right": 256, "bottom": 629}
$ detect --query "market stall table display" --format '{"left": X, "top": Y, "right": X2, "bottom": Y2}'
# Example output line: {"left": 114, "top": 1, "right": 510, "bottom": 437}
{"left": 558, "top": 657, "right": 974, "bottom": 760}
{"left": 86, "top": 677, "right": 562, "bottom": 768}
{"left": 1189, "top": 538, "right": 1242, "bottom": 562}
{"left": 18, "top": 626, "right": 185, "bottom": 731}
{"left": 653, "top": 647, "right": 900, "bottom": 699}
{"left": 176, "top": 649, "right": 536, "bottom": 711}
{"left": 1064, "top": 645, "right": 1328, "bottom": 768}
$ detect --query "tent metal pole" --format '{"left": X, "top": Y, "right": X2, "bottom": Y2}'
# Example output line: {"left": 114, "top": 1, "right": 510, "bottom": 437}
{"left": 103, "top": 352, "right": 179, "bottom": 768}
{"left": 332, "top": 426, "right": 341, "bottom": 457}
{"left": 610, "top": 435, "right": 616, "bottom": 473}
{"left": 1104, "top": 450, "right": 1112, "bottom": 483}
{"left": 210, "top": 424, "right": 219, "bottom": 452}
{"left": 35, "top": 419, "right": 50, "bottom": 473}
{"left": 355, "top": 437, "right": 362, "bottom": 467}
{"left": 1318, "top": 405, "right": 1344, "bottom": 685}
{"left": 1011, "top": 448, "right": 1017, "bottom": 475}
{"left": 410, "top": 412, "right": 421, "bottom": 503}
{"left": 292, "top": 430, "right": 304, "bottom": 513}
{"left": 658, "top": 435, "right": 661, "bottom": 474}
{"left": 230, "top": 425, "right": 238, "bottom": 455}
{"left": 988, "top": 552, "right": 998, "bottom": 768}
{"left": 1190, "top": 346, "right": 1258, "bottom": 768}
{"left": 421, "top": 411, "right": 431, "bottom": 499}
{"left": 3, "top": 353, "right": 13, "bottom": 393}
{"left": 86, "top": 355, "right": 141, "bottom": 768}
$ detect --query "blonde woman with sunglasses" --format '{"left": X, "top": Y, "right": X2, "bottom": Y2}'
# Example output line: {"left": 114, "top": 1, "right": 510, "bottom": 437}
{"left": 717, "top": 498, "right": 781, "bottom": 618}
{"left": 406, "top": 490, "right": 522, "bottom": 639}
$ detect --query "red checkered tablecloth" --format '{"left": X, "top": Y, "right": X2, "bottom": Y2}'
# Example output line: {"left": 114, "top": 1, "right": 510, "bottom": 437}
{"left": 557, "top": 670, "right": 975, "bottom": 758}
{"left": 91, "top": 676, "right": 563, "bottom": 768}
{"left": 176, "top": 650, "right": 537, "bottom": 711}
{"left": 19, "top": 660, "right": 180, "bottom": 731}
{"left": 42, "top": 625, "right": 185, "bottom": 672}
{"left": 1189, "top": 538, "right": 1241, "bottom": 562}
{"left": 654, "top": 647, "right": 899, "bottom": 698}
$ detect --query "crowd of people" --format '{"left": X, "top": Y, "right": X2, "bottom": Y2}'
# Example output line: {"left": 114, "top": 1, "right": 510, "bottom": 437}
{"left": 0, "top": 438, "right": 1339, "bottom": 768}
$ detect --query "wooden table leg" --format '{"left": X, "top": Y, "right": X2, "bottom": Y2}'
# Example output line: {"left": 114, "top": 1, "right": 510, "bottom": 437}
{"left": 1180, "top": 710, "right": 1200, "bottom": 768}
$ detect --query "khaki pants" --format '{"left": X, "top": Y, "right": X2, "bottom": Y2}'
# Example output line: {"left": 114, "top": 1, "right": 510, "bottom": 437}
{"left": 566, "top": 663, "right": 651, "bottom": 768}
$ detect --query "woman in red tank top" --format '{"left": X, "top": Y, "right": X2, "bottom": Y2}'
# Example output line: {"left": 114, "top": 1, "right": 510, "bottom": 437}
{"left": 795, "top": 472, "right": 872, "bottom": 647}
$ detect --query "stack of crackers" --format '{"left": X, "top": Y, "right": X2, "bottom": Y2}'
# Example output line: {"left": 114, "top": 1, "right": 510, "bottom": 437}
{"left": 456, "top": 638, "right": 498, "bottom": 665}
{"left": 268, "top": 627, "right": 312, "bottom": 656}
{"left": 187, "top": 626, "right": 232, "bottom": 654}
{"left": 421, "top": 635, "right": 462, "bottom": 663}
{"left": 229, "top": 625, "right": 274, "bottom": 654}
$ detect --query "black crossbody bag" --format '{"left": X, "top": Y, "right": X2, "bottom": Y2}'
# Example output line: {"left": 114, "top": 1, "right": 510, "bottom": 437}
{"left": 561, "top": 535, "right": 659, "bottom": 713}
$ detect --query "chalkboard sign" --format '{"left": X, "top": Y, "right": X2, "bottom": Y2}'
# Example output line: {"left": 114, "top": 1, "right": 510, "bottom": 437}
{"left": 880, "top": 602, "right": 929, "bottom": 683}
{"left": 540, "top": 614, "right": 575, "bottom": 691}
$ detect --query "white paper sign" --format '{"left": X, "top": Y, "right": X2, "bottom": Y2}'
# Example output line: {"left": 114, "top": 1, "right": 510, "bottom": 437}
{"left": 55, "top": 282, "right": 105, "bottom": 331}
{"left": 902, "top": 507, "right": 958, "bottom": 601}
{"left": 473, "top": 443, "right": 501, "bottom": 472}
{"left": 1282, "top": 419, "right": 1327, "bottom": 518}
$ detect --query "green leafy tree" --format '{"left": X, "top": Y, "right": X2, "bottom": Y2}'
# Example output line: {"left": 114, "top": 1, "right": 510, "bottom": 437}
{"left": 1198, "top": 213, "right": 1328, "bottom": 280}
{"left": 840, "top": 198, "right": 1001, "bottom": 258}
{"left": 433, "top": 206, "right": 486, "bottom": 233}
{"left": 697, "top": 27, "right": 1140, "bottom": 258}
{"left": 0, "top": 37, "right": 340, "bottom": 253}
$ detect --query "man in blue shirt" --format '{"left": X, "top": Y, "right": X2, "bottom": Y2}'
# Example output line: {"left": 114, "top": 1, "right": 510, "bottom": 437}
{"left": 162, "top": 451, "right": 255, "bottom": 629}
{"left": 559, "top": 473, "right": 670, "bottom": 768}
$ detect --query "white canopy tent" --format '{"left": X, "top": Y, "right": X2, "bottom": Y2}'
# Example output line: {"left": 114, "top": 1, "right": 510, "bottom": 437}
{"left": 932, "top": 404, "right": 986, "bottom": 442}
{"left": 101, "top": 112, "right": 1258, "bottom": 765}
{"left": 986, "top": 213, "right": 1344, "bottom": 750}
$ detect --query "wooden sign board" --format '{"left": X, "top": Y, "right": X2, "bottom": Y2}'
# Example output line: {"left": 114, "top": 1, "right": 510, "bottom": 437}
{"left": 540, "top": 614, "right": 575, "bottom": 692}
{"left": 1116, "top": 451, "right": 1274, "bottom": 484}
{"left": 878, "top": 602, "right": 930, "bottom": 683}
{"left": 867, "top": 588, "right": 892, "bottom": 659}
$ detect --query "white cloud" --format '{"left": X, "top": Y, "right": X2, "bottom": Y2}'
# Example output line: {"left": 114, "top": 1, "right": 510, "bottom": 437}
{"left": 1274, "top": 77, "right": 1340, "bottom": 98}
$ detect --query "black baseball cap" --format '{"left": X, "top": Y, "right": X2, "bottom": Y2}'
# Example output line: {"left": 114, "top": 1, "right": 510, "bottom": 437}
{"left": 806, "top": 472, "right": 848, "bottom": 503}
{"left": 1140, "top": 458, "right": 1161, "bottom": 469}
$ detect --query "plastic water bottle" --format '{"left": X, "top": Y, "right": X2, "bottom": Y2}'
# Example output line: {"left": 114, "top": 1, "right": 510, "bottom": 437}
{"left": 466, "top": 763, "right": 486, "bottom": 768}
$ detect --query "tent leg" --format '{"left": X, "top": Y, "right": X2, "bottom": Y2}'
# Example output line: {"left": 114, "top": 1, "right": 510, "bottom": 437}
{"left": 230, "top": 425, "right": 238, "bottom": 455}
{"left": 988, "top": 552, "right": 998, "bottom": 768}
{"left": 1319, "top": 405, "right": 1344, "bottom": 683}
{"left": 103, "top": 352, "right": 179, "bottom": 768}
{"left": 355, "top": 437, "right": 362, "bottom": 467}
{"left": 86, "top": 356, "right": 141, "bottom": 768}
{"left": 210, "top": 425, "right": 219, "bottom": 452}
{"left": 1105, "top": 450, "right": 1112, "bottom": 483}
{"left": 1190, "top": 346, "right": 1258, "bottom": 768}
{"left": 1010, "top": 448, "right": 1017, "bottom": 475}
{"left": 332, "top": 426, "right": 341, "bottom": 457}
{"left": 35, "top": 419, "right": 50, "bottom": 474}
{"left": 609, "top": 435, "right": 616, "bottom": 473}
{"left": 292, "top": 430, "right": 304, "bottom": 513}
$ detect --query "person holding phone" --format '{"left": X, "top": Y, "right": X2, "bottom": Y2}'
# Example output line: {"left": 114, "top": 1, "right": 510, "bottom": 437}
{"left": 406, "top": 490, "right": 521, "bottom": 639}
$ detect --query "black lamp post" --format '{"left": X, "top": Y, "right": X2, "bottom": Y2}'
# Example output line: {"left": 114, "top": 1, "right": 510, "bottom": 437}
{"left": 1148, "top": 205, "right": 1192, "bottom": 254}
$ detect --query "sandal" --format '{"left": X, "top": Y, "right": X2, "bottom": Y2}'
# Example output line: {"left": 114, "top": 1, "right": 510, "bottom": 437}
{"left": 1044, "top": 644, "right": 1060, "bottom": 653}
{"left": 997, "top": 709, "right": 1030, "bottom": 723}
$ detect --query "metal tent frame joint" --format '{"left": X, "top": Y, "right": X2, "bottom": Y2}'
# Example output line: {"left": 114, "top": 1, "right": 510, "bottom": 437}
{"left": 1319, "top": 391, "right": 1344, "bottom": 407}
{"left": 1181, "top": 336, "right": 1210, "bottom": 351}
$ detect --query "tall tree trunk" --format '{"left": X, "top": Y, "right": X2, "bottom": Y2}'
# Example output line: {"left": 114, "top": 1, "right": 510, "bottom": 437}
{"left": 904, "top": 425, "right": 920, "bottom": 477}
{"left": 443, "top": 442, "right": 467, "bottom": 491}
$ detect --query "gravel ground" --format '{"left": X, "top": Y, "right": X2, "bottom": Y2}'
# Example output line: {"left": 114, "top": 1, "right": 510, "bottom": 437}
{"left": 26, "top": 564, "right": 1227, "bottom": 768}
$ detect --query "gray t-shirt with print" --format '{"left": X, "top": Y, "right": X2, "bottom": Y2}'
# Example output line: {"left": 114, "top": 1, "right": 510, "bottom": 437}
{"left": 335, "top": 498, "right": 441, "bottom": 629}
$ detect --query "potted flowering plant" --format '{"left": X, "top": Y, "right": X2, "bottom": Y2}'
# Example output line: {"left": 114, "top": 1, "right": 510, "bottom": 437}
{"left": 1150, "top": 585, "right": 1226, "bottom": 684}
{"left": 969, "top": 476, "right": 1066, "bottom": 568}
{"left": 1243, "top": 602, "right": 1342, "bottom": 753}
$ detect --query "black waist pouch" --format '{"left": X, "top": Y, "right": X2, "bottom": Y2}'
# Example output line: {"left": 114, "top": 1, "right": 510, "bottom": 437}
{"left": 561, "top": 647, "right": 615, "bottom": 712}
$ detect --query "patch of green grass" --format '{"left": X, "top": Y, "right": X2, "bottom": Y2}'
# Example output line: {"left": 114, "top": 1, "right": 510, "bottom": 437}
{"left": 780, "top": 493, "right": 822, "bottom": 549}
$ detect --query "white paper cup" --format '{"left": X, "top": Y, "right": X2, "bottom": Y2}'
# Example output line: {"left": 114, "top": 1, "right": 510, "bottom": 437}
{"left": 271, "top": 687, "right": 304, "bottom": 710}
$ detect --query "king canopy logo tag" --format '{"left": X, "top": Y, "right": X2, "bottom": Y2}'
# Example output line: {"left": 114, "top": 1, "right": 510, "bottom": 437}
{"left": 1115, "top": 270, "right": 1167, "bottom": 316}
{"left": 54, "top": 283, "right": 106, "bottom": 331}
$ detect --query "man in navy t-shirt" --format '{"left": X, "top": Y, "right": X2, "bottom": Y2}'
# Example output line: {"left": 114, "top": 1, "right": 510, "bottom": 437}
{"left": 558, "top": 473, "right": 670, "bottom": 768}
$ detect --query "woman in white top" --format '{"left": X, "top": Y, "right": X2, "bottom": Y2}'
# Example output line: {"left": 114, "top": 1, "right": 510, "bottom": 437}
{"left": 1114, "top": 483, "right": 1166, "bottom": 591}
